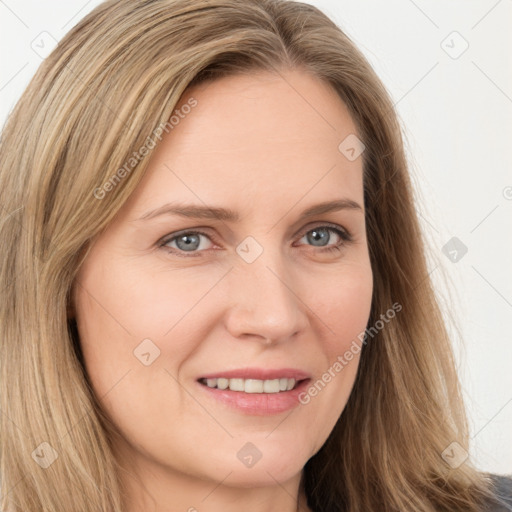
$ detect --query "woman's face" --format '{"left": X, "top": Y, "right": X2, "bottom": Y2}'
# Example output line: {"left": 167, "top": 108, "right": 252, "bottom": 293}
{"left": 73, "top": 69, "right": 373, "bottom": 504}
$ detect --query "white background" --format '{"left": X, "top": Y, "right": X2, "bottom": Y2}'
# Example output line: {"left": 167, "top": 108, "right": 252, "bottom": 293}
{"left": 1, "top": 0, "right": 511, "bottom": 475}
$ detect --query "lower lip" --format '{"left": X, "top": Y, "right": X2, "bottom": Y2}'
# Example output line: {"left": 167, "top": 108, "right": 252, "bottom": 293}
{"left": 196, "top": 379, "right": 311, "bottom": 415}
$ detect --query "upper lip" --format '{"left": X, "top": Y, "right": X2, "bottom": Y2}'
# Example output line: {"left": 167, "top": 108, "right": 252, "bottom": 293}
{"left": 198, "top": 367, "right": 311, "bottom": 381}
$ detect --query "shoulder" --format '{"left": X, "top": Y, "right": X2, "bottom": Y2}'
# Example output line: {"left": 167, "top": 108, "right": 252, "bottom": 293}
{"left": 482, "top": 473, "right": 512, "bottom": 511}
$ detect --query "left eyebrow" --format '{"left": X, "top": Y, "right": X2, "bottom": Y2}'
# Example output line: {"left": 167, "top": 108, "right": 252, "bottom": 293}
{"left": 134, "top": 198, "right": 363, "bottom": 223}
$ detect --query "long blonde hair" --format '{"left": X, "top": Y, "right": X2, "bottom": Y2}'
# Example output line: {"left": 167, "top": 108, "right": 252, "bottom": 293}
{"left": 0, "top": 0, "right": 500, "bottom": 510}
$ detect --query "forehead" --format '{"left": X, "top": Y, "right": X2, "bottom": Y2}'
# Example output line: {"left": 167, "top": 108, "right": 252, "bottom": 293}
{"left": 168, "top": 69, "right": 360, "bottom": 160}
{"left": 121, "top": 69, "right": 364, "bottom": 220}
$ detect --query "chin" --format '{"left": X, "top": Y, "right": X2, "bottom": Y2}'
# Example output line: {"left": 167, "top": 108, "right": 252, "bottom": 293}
{"left": 221, "top": 463, "right": 305, "bottom": 488}
{"left": 201, "top": 441, "right": 311, "bottom": 487}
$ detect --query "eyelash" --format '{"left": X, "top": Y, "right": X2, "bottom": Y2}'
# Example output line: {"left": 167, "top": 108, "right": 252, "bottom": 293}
{"left": 158, "top": 223, "right": 353, "bottom": 258}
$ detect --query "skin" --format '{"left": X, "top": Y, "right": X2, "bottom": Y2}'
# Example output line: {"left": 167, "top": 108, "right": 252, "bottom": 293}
{"left": 72, "top": 68, "right": 373, "bottom": 512}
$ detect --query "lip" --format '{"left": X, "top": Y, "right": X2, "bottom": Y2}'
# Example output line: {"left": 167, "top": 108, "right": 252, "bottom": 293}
{"left": 198, "top": 367, "right": 311, "bottom": 381}
{"left": 196, "top": 367, "right": 312, "bottom": 416}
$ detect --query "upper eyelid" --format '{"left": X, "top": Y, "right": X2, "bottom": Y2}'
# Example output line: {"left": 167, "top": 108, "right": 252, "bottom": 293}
{"left": 159, "top": 222, "right": 351, "bottom": 248}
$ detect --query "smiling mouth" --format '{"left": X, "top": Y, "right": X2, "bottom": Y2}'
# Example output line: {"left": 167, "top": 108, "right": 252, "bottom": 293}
{"left": 198, "top": 377, "right": 306, "bottom": 393}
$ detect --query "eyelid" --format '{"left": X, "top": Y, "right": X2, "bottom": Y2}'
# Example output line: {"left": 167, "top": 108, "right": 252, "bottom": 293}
{"left": 158, "top": 222, "right": 353, "bottom": 255}
{"left": 295, "top": 221, "right": 352, "bottom": 243}
{"left": 157, "top": 228, "right": 217, "bottom": 258}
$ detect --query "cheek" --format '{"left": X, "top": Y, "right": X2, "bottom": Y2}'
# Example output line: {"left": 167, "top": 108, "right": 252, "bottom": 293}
{"left": 298, "top": 262, "right": 372, "bottom": 450}
{"left": 74, "top": 256, "right": 220, "bottom": 365}
{"left": 72, "top": 256, "right": 227, "bottom": 433}
{"left": 312, "top": 261, "right": 373, "bottom": 354}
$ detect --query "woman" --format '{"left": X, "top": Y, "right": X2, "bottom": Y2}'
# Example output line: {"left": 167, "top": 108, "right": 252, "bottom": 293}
{"left": 0, "top": 0, "right": 510, "bottom": 511}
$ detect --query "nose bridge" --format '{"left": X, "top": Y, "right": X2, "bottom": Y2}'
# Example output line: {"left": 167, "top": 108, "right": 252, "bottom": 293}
{"left": 225, "top": 240, "right": 307, "bottom": 341}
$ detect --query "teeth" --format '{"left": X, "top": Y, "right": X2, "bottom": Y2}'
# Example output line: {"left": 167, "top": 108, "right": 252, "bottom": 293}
{"left": 229, "top": 378, "right": 244, "bottom": 392}
{"left": 263, "top": 379, "right": 280, "bottom": 393}
{"left": 217, "top": 378, "right": 229, "bottom": 390}
{"left": 202, "top": 377, "right": 298, "bottom": 393}
{"left": 245, "top": 379, "right": 263, "bottom": 393}
{"left": 286, "top": 378, "right": 296, "bottom": 391}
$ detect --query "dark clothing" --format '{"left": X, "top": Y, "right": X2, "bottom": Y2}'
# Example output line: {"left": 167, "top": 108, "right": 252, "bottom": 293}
{"left": 484, "top": 474, "right": 512, "bottom": 511}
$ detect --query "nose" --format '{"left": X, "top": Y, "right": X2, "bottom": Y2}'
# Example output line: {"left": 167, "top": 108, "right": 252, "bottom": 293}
{"left": 223, "top": 248, "right": 309, "bottom": 345}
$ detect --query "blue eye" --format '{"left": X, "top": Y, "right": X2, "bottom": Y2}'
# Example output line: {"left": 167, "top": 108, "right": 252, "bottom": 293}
{"left": 162, "top": 231, "right": 212, "bottom": 254}
{"left": 159, "top": 224, "right": 352, "bottom": 257}
{"left": 297, "top": 226, "right": 352, "bottom": 254}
